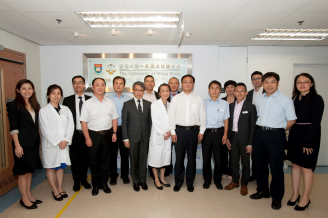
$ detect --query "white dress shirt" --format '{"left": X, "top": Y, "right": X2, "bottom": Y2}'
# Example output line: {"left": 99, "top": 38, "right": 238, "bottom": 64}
{"left": 75, "top": 94, "right": 85, "bottom": 130}
{"left": 168, "top": 91, "right": 206, "bottom": 135}
{"left": 252, "top": 87, "right": 263, "bottom": 104}
{"left": 80, "top": 96, "right": 119, "bottom": 131}
{"left": 143, "top": 90, "right": 157, "bottom": 103}
{"left": 134, "top": 97, "right": 143, "bottom": 112}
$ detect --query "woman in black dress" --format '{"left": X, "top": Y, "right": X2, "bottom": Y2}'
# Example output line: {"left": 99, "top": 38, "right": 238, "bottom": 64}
{"left": 287, "top": 73, "right": 324, "bottom": 211}
{"left": 7, "top": 79, "right": 42, "bottom": 209}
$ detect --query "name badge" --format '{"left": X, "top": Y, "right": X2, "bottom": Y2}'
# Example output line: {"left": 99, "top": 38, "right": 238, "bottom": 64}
{"left": 218, "top": 109, "right": 224, "bottom": 112}
{"left": 242, "top": 111, "right": 248, "bottom": 114}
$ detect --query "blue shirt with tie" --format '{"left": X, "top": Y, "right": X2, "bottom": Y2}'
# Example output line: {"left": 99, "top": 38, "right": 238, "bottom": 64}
{"left": 255, "top": 90, "right": 297, "bottom": 128}
{"left": 170, "top": 91, "right": 179, "bottom": 100}
{"left": 204, "top": 97, "right": 230, "bottom": 128}
{"left": 107, "top": 92, "right": 132, "bottom": 126}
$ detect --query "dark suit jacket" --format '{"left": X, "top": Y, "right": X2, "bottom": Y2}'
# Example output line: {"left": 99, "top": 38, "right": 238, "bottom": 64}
{"left": 6, "top": 101, "right": 40, "bottom": 147}
{"left": 121, "top": 98, "right": 152, "bottom": 143}
{"left": 63, "top": 94, "right": 91, "bottom": 141}
{"left": 154, "top": 91, "right": 160, "bottom": 100}
{"left": 168, "top": 91, "right": 180, "bottom": 102}
{"left": 246, "top": 89, "right": 265, "bottom": 104}
{"left": 228, "top": 100, "right": 257, "bottom": 145}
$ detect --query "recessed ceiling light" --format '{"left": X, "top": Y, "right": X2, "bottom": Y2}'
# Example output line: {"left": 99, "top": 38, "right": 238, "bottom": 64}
{"left": 252, "top": 29, "right": 328, "bottom": 40}
{"left": 76, "top": 12, "right": 181, "bottom": 28}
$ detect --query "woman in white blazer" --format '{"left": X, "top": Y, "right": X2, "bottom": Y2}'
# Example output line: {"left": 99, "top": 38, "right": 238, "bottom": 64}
{"left": 39, "top": 84, "right": 74, "bottom": 201}
{"left": 148, "top": 84, "right": 172, "bottom": 190}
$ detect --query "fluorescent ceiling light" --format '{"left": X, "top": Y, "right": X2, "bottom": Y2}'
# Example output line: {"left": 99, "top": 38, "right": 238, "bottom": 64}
{"left": 76, "top": 12, "right": 181, "bottom": 28}
{"left": 252, "top": 29, "right": 328, "bottom": 40}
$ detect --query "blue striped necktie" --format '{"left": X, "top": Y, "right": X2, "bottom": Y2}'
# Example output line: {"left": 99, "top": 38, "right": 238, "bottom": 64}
{"left": 137, "top": 100, "right": 142, "bottom": 117}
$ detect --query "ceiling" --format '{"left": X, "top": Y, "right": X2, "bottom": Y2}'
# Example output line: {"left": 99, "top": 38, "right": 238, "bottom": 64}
{"left": 1, "top": 0, "right": 328, "bottom": 46}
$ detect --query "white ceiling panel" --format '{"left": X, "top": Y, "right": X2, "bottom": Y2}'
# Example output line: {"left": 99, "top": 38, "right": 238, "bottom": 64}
{"left": 0, "top": 1, "right": 13, "bottom": 10}
{"left": 1, "top": 0, "right": 69, "bottom": 11}
{"left": 185, "top": 0, "right": 249, "bottom": 11}
{"left": 124, "top": 0, "right": 187, "bottom": 12}
{"left": 140, "top": 40, "right": 175, "bottom": 45}
{"left": 307, "top": 38, "right": 328, "bottom": 46}
{"left": 182, "top": 40, "right": 210, "bottom": 45}
{"left": 102, "top": 39, "right": 141, "bottom": 45}
{"left": 92, "top": 28, "right": 138, "bottom": 40}
{"left": 22, "top": 11, "right": 88, "bottom": 28}
{"left": 183, "top": 11, "right": 237, "bottom": 28}
{"left": 271, "top": 12, "right": 328, "bottom": 29}
{"left": 241, "top": 40, "right": 281, "bottom": 46}
{"left": 68, "top": 39, "right": 106, "bottom": 45}
{"left": 6, "top": 28, "right": 63, "bottom": 39}
{"left": 134, "top": 28, "right": 179, "bottom": 40}
{"left": 183, "top": 28, "right": 220, "bottom": 40}
{"left": 314, "top": 21, "right": 328, "bottom": 29}
{"left": 49, "top": 28, "right": 101, "bottom": 39}
{"left": 213, "top": 29, "right": 264, "bottom": 40}
{"left": 274, "top": 40, "right": 315, "bottom": 46}
{"left": 30, "top": 39, "right": 74, "bottom": 46}
{"left": 208, "top": 40, "right": 246, "bottom": 46}
{"left": 0, "top": 11, "right": 43, "bottom": 28}
{"left": 60, "top": 0, "right": 127, "bottom": 12}
{"left": 297, "top": 0, "right": 328, "bottom": 12}
{"left": 225, "top": 12, "right": 289, "bottom": 29}
{"left": 241, "top": 0, "right": 311, "bottom": 13}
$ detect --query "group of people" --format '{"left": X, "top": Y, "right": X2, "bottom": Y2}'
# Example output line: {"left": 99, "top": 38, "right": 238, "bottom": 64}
{"left": 7, "top": 71, "right": 324, "bottom": 212}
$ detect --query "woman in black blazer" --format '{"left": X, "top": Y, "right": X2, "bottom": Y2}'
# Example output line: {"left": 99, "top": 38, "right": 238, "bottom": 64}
{"left": 6, "top": 79, "right": 42, "bottom": 209}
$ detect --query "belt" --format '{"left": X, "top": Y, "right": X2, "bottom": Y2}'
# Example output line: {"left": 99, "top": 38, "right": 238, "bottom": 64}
{"left": 256, "top": 125, "right": 283, "bottom": 131}
{"left": 89, "top": 129, "right": 111, "bottom": 134}
{"left": 206, "top": 127, "right": 223, "bottom": 132}
{"left": 75, "top": 130, "right": 83, "bottom": 134}
{"left": 176, "top": 125, "right": 198, "bottom": 130}
{"left": 232, "top": 131, "right": 238, "bottom": 135}
{"left": 296, "top": 123, "right": 311, "bottom": 125}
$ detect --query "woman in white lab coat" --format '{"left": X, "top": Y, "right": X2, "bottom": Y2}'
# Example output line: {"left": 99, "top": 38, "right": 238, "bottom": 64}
{"left": 148, "top": 84, "right": 172, "bottom": 190}
{"left": 39, "top": 84, "right": 74, "bottom": 201}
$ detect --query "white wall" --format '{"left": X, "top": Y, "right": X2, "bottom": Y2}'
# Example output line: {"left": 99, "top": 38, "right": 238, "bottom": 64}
{"left": 0, "top": 29, "right": 41, "bottom": 103}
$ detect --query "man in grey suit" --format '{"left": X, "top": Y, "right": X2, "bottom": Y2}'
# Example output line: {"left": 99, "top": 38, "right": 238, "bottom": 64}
{"left": 224, "top": 83, "right": 257, "bottom": 196}
{"left": 122, "top": 81, "right": 152, "bottom": 192}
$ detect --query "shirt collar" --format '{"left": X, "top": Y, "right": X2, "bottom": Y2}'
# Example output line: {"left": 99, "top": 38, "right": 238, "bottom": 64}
{"left": 235, "top": 99, "right": 245, "bottom": 106}
{"left": 264, "top": 90, "right": 280, "bottom": 98}
{"left": 114, "top": 92, "right": 124, "bottom": 98}
{"left": 144, "top": 90, "right": 154, "bottom": 95}
{"left": 181, "top": 91, "right": 193, "bottom": 96}
{"left": 209, "top": 97, "right": 220, "bottom": 102}
{"left": 134, "top": 97, "right": 143, "bottom": 103}
{"left": 254, "top": 87, "right": 263, "bottom": 93}
{"left": 75, "top": 93, "right": 84, "bottom": 98}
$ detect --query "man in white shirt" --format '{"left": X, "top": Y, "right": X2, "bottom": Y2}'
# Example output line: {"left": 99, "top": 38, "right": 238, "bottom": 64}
{"left": 143, "top": 75, "right": 160, "bottom": 102}
{"left": 80, "top": 78, "right": 119, "bottom": 196}
{"left": 168, "top": 75, "right": 206, "bottom": 192}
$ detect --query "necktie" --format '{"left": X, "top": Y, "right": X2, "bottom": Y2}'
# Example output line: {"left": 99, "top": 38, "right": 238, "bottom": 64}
{"left": 78, "top": 96, "right": 83, "bottom": 115}
{"left": 137, "top": 100, "right": 142, "bottom": 117}
{"left": 172, "top": 93, "right": 176, "bottom": 96}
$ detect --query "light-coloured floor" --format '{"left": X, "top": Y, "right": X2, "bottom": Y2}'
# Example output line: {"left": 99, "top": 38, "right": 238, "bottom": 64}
{"left": 1, "top": 174, "right": 328, "bottom": 218}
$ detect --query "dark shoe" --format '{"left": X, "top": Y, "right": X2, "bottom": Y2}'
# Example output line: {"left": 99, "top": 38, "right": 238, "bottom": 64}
{"left": 92, "top": 186, "right": 99, "bottom": 196}
{"left": 110, "top": 177, "right": 117, "bottom": 185}
{"left": 60, "top": 191, "right": 68, "bottom": 198}
{"left": 294, "top": 200, "right": 310, "bottom": 211}
{"left": 81, "top": 181, "right": 91, "bottom": 189}
{"left": 20, "top": 199, "right": 37, "bottom": 209}
{"left": 30, "top": 199, "right": 42, "bottom": 204}
{"left": 73, "top": 181, "right": 81, "bottom": 192}
{"left": 140, "top": 182, "right": 148, "bottom": 190}
{"left": 215, "top": 182, "right": 223, "bottom": 190}
{"left": 133, "top": 183, "right": 140, "bottom": 192}
{"left": 203, "top": 182, "right": 210, "bottom": 189}
{"left": 272, "top": 200, "right": 282, "bottom": 210}
{"left": 250, "top": 191, "right": 270, "bottom": 200}
{"left": 187, "top": 185, "right": 194, "bottom": 192}
{"left": 159, "top": 177, "right": 171, "bottom": 187}
{"left": 240, "top": 185, "right": 248, "bottom": 196}
{"left": 287, "top": 195, "right": 300, "bottom": 206}
{"left": 102, "top": 184, "right": 112, "bottom": 193}
{"left": 173, "top": 185, "right": 181, "bottom": 192}
{"left": 249, "top": 174, "right": 256, "bottom": 182}
{"left": 154, "top": 180, "right": 163, "bottom": 190}
{"left": 224, "top": 182, "right": 239, "bottom": 190}
{"left": 122, "top": 177, "right": 130, "bottom": 184}
{"left": 52, "top": 191, "right": 63, "bottom": 201}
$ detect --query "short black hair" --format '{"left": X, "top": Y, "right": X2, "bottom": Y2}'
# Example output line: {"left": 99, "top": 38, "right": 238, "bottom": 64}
{"left": 113, "top": 76, "right": 126, "bottom": 85}
{"left": 235, "top": 82, "right": 247, "bottom": 91}
{"left": 92, "top": 77, "right": 106, "bottom": 85}
{"left": 72, "top": 76, "right": 85, "bottom": 83}
{"left": 181, "top": 75, "right": 195, "bottom": 83}
{"left": 158, "top": 83, "right": 171, "bottom": 93}
{"left": 46, "top": 84, "right": 63, "bottom": 103}
{"left": 169, "top": 77, "right": 179, "bottom": 83}
{"left": 208, "top": 80, "right": 221, "bottom": 89}
{"left": 144, "top": 75, "right": 154, "bottom": 81}
{"left": 224, "top": 80, "right": 237, "bottom": 89}
{"left": 262, "top": 72, "right": 280, "bottom": 82}
{"left": 251, "top": 71, "right": 262, "bottom": 78}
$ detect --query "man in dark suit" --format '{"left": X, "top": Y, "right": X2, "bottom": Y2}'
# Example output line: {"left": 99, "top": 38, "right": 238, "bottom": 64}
{"left": 245, "top": 71, "right": 265, "bottom": 182}
{"left": 122, "top": 81, "right": 152, "bottom": 192}
{"left": 224, "top": 83, "right": 256, "bottom": 196}
{"left": 63, "top": 76, "right": 92, "bottom": 191}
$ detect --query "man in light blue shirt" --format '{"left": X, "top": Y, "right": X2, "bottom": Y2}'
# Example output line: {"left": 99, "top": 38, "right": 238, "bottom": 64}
{"left": 250, "top": 72, "right": 296, "bottom": 210}
{"left": 107, "top": 76, "right": 132, "bottom": 185}
{"left": 202, "top": 80, "right": 230, "bottom": 190}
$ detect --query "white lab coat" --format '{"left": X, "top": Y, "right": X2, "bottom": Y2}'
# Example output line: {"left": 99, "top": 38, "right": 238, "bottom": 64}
{"left": 39, "top": 103, "right": 74, "bottom": 168}
{"left": 148, "top": 99, "right": 172, "bottom": 168}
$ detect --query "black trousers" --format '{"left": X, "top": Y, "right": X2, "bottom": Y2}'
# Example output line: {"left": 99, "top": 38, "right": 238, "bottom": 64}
{"left": 221, "top": 143, "right": 231, "bottom": 175}
{"left": 253, "top": 127, "right": 286, "bottom": 201}
{"left": 202, "top": 129, "right": 223, "bottom": 184}
{"left": 109, "top": 127, "right": 129, "bottom": 179}
{"left": 251, "top": 151, "right": 256, "bottom": 176}
{"left": 230, "top": 133, "right": 250, "bottom": 186}
{"left": 69, "top": 130, "right": 89, "bottom": 183}
{"left": 129, "top": 139, "right": 148, "bottom": 184}
{"left": 88, "top": 130, "right": 111, "bottom": 186}
{"left": 174, "top": 127, "right": 198, "bottom": 186}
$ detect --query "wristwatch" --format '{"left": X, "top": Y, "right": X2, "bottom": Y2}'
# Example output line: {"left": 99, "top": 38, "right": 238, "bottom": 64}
{"left": 113, "top": 132, "right": 117, "bottom": 134}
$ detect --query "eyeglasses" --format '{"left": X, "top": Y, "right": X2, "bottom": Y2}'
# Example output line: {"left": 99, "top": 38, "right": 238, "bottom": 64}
{"left": 296, "top": 81, "right": 310, "bottom": 85}
{"left": 252, "top": 77, "right": 262, "bottom": 81}
{"left": 133, "top": 89, "right": 144, "bottom": 92}
{"left": 73, "top": 81, "right": 84, "bottom": 85}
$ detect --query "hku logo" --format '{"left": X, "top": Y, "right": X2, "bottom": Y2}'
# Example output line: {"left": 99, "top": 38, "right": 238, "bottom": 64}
{"left": 94, "top": 64, "right": 103, "bottom": 75}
